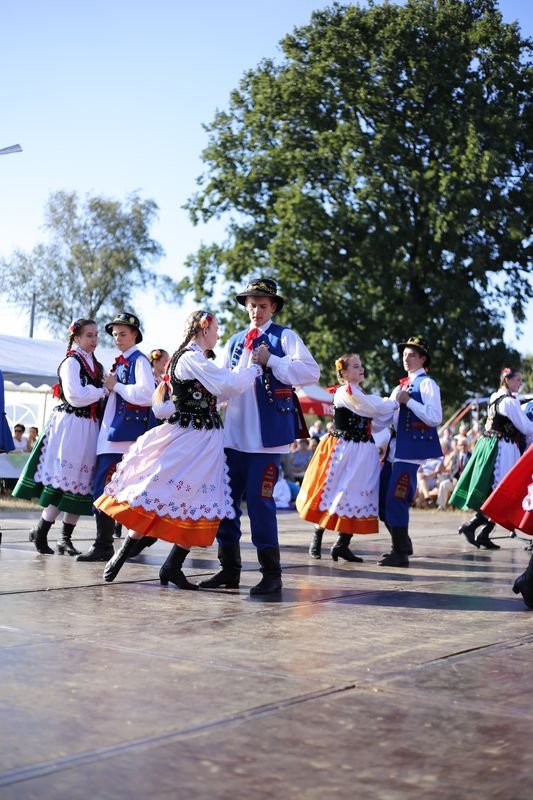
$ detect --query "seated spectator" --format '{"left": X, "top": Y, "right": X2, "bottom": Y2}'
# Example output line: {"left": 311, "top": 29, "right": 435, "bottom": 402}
{"left": 289, "top": 438, "right": 313, "bottom": 482}
{"left": 415, "top": 457, "right": 444, "bottom": 508}
{"left": 325, "top": 421, "right": 335, "bottom": 435}
{"left": 308, "top": 419, "right": 326, "bottom": 442}
{"left": 11, "top": 424, "right": 28, "bottom": 452}
{"left": 26, "top": 426, "right": 39, "bottom": 452}
{"left": 273, "top": 467, "right": 300, "bottom": 509}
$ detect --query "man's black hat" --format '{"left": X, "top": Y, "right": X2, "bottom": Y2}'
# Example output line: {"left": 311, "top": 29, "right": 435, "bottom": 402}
{"left": 105, "top": 312, "right": 143, "bottom": 344}
{"left": 235, "top": 278, "right": 284, "bottom": 312}
{"left": 398, "top": 335, "right": 431, "bottom": 366}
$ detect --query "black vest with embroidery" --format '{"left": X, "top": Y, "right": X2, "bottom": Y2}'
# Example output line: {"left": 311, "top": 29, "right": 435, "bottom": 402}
{"left": 483, "top": 393, "right": 525, "bottom": 452}
{"left": 167, "top": 349, "right": 222, "bottom": 430}
{"left": 332, "top": 406, "right": 374, "bottom": 444}
{"left": 56, "top": 352, "right": 104, "bottom": 419}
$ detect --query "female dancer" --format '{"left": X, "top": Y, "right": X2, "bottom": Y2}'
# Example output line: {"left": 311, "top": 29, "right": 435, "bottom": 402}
{"left": 482, "top": 443, "right": 533, "bottom": 607}
{"left": 450, "top": 368, "right": 533, "bottom": 548}
{"left": 94, "top": 310, "right": 262, "bottom": 588}
{"left": 149, "top": 348, "right": 170, "bottom": 384}
{"left": 297, "top": 354, "right": 397, "bottom": 561}
{"left": 13, "top": 319, "right": 105, "bottom": 554}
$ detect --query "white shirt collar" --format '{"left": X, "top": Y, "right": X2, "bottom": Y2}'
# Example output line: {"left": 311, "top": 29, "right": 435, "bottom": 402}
{"left": 249, "top": 319, "right": 272, "bottom": 334}
{"left": 408, "top": 368, "right": 426, "bottom": 378}
{"left": 75, "top": 347, "right": 94, "bottom": 360}
{"left": 120, "top": 345, "right": 138, "bottom": 358}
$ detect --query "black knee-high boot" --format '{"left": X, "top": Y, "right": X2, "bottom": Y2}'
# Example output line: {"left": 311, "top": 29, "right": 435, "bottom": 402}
{"left": 512, "top": 551, "right": 533, "bottom": 609}
{"left": 103, "top": 535, "right": 139, "bottom": 582}
{"left": 31, "top": 517, "right": 55, "bottom": 555}
{"left": 309, "top": 526, "right": 324, "bottom": 559}
{"left": 378, "top": 527, "right": 410, "bottom": 567}
{"left": 159, "top": 545, "right": 198, "bottom": 590}
{"left": 331, "top": 533, "right": 363, "bottom": 563}
{"left": 57, "top": 522, "right": 81, "bottom": 556}
{"left": 475, "top": 520, "right": 500, "bottom": 550}
{"left": 198, "top": 543, "right": 241, "bottom": 588}
{"left": 250, "top": 546, "right": 282, "bottom": 595}
{"left": 458, "top": 511, "right": 487, "bottom": 547}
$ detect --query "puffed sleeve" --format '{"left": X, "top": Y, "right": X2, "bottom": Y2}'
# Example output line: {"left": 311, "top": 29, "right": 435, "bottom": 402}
{"left": 405, "top": 376, "right": 442, "bottom": 427}
{"left": 177, "top": 350, "right": 262, "bottom": 398}
{"left": 59, "top": 357, "right": 105, "bottom": 408}
{"left": 113, "top": 355, "right": 154, "bottom": 406}
{"left": 267, "top": 329, "right": 320, "bottom": 386}
{"left": 498, "top": 396, "right": 533, "bottom": 437}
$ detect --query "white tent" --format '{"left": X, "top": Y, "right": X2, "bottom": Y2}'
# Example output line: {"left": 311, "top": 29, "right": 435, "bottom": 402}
{"left": 0, "top": 334, "right": 115, "bottom": 430}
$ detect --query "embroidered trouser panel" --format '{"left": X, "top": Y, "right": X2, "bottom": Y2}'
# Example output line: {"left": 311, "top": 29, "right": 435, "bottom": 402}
{"left": 217, "top": 448, "right": 281, "bottom": 550}
{"left": 379, "top": 460, "right": 419, "bottom": 528}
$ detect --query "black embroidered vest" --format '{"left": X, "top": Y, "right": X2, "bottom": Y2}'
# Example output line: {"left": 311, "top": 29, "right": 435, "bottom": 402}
{"left": 55, "top": 351, "right": 104, "bottom": 420}
{"left": 167, "top": 349, "right": 222, "bottom": 430}
{"left": 483, "top": 393, "right": 525, "bottom": 452}
{"left": 332, "top": 406, "right": 374, "bottom": 443}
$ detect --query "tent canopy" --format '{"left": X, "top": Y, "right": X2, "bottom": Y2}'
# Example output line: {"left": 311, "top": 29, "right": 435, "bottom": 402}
{"left": 0, "top": 333, "right": 115, "bottom": 387}
{"left": 296, "top": 384, "right": 334, "bottom": 417}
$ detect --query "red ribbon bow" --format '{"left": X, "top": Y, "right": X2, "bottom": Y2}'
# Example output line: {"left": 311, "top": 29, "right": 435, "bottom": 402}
{"left": 244, "top": 328, "right": 260, "bottom": 350}
{"left": 399, "top": 377, "right": 410, "bottom": 388}
{"left": 162, "top": 374, "right": 171, "bottom": 385}
{"left": 111, "top": 355, "right": 129, "bottom": 373}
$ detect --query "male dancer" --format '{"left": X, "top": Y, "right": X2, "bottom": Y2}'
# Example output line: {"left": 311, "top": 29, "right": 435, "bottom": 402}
{"left": 199, "top": 278, "right": 320, "bottom": 595}
{"left": 77, "top": 313, "right": 155, "bottom": 562}
{"left": 379, "top": 336, "right": 442, "bottom": 567}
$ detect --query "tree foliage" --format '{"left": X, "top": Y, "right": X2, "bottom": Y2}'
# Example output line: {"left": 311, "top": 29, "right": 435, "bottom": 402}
{"left": 183, "top": 0, "right": 532, "bottom": 411}
{"left": 1, "top": 190, "right": 171, "bottom": 334}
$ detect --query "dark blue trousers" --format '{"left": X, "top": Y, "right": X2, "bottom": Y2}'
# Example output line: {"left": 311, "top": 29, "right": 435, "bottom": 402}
{"left": 379, "top": 460, "right": 419, "bottom": 528}
{"left": 217, "top": 448, "right": 281, "bottom": 551}
{"left": 92, "top": 453, "right": 122, "bottom": 515}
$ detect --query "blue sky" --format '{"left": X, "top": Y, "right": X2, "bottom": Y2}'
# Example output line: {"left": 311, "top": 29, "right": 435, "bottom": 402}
{"left": 1, "top": 0, "right": 531, "bottom": 356}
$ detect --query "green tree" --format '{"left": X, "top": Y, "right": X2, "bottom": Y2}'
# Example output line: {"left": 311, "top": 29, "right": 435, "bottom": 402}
{"left": 183, "top": 0, "right": 531, "bottom": 411}
{"left": 1, "top": 190, "right": 172, "bottom": 334}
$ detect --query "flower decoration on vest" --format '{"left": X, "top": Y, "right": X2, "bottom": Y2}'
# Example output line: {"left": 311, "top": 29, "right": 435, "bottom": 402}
{"left": 111, "top": 355, "right": 129, "bottom": 373}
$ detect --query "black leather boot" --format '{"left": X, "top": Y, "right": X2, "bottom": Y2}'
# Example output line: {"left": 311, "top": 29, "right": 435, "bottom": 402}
{"left": 159, "top": 545, "right": 198, "bottom": 590}
{"left": 198, "top": 543, "right": 242, "bottom": 588}
{"left": 114, "top": 523, "right": 122, "bottom": 539}
{"left": 103, "top": 535, "right": 140, "bottom": 582}
{"left": 250, "top": 546, "right": 282, "bottom": 595}
{"left": 378, "top": 526, "right": 410, "bottom": 567}
{"left": 32, "top": 517, "right": 54, "bottom": 555}
{"left": 458, "top": 511, "right": 486, "bottom": 547}
{"left": 512, "top": 552, "right": 533, "bottom": 609}
{"left": 309, "top": 526, "right": 324, "bottom": 559}
{"left": 57, "top": 522, "right": 81, "bottom": 556}
{"left": 331, "top": 533, "right": 363, "bottom": 563}
{"left": 77, "top": 513, "right": 115, "bottom": 561}
{"left": 475, "top": 521, "right": 500, "bottom": 550}
{"left": 127, "top": 536, "right": 158, "bottom": 558}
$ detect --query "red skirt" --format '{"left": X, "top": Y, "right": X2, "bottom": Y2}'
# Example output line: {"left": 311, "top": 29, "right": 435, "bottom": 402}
{"left": 481, "top": 443, "right": 533, "bottom": 536}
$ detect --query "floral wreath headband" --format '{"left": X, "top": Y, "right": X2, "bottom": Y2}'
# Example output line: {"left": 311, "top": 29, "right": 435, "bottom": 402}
{"left": 335, "top": 358, "right": 345, "bottom": 371}
{"left": 501, "top": 367, "right": 517, "bottom": 379}
{"left": 149, "top": 349, "right": 164, "bottom": 362}
{"left": 69, "top": 319, "right": 93, "bottom": 334}
{"left": 198, "top": 311, "right": 214, "bottom": 331}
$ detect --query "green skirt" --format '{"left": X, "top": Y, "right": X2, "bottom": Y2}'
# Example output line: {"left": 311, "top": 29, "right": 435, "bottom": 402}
{"left": 449, "top": 436, "right": 498, "bottom": 512}
{"left": 12, "top": 433, "right": 95, "bottom": 516}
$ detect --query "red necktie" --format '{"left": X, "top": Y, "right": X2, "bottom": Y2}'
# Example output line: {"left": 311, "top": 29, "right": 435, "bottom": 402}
{"left": 244, "top": 328, "right": 260, "bottom": 350}
{"left": 399, "top": 377, "right": 410, "bottom": 388}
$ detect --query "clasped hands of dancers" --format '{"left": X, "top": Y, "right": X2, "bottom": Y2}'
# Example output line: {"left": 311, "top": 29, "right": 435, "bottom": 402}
{"left": 13, "top": 278, "right": 533, "bottom": 605}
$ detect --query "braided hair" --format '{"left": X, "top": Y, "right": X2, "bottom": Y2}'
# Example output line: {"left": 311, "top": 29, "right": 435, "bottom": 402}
{"left": 174, "top": 310, "right": 216, "bottom": 360}
{"left": 67, "top": 318, "right": 97, "bottom": 352}
{"left": 153, "top": 311, "right": 216, "bottom": 406}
